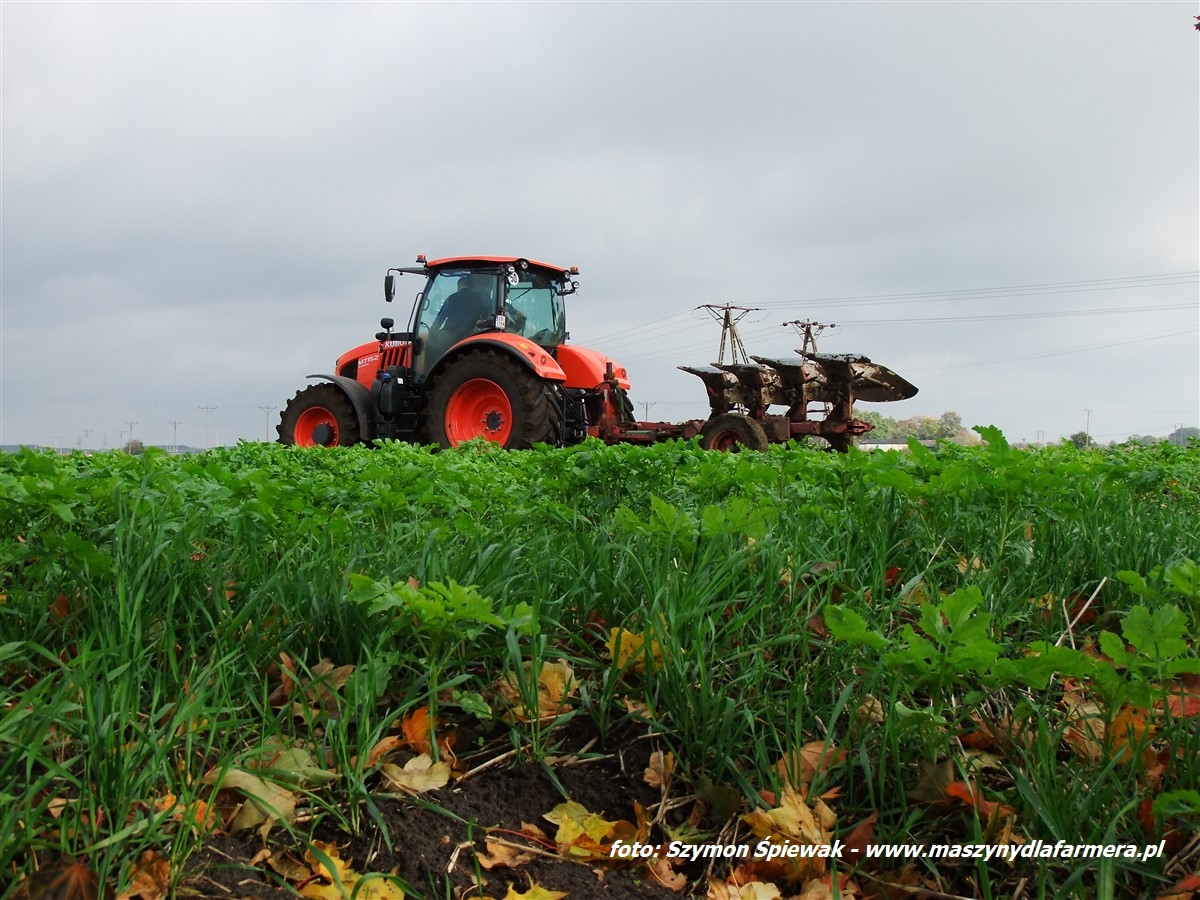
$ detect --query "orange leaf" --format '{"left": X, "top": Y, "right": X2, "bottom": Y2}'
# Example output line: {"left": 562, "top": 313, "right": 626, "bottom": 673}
{"left": 399, "top": 706, "right": 456, "bottom": 758}
{"left": 840, "top": 811, "right": 878, "bottom": 865}
{"left": 1109, "top": 705, "right": 1157, "bottom": 764}
{"left": 944, "top": 781, "right": 1016, "bottom": 820}
{"left": 118, "top": 851, "right": 170, "bottom": 900}
{"left": 773, "top": 742, "right": 846, "bottom": 790}
{"left": 10, "top": 858, "right": 100, "bottom": 900}
{"left": 364, "top": 735, "right": 404, "bottom": 770}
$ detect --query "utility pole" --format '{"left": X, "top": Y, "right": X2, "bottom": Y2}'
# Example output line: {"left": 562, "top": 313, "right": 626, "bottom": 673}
{"left": 258, "top": 405, "right": 277, "bottom": 442}
{"left": 782, "top": 319, "right": 838, "bottom": 355}
{"left": 696, "top": 304, "right": 757, "bottom": 365}
{"left": 168, "top": 421, "right": 183, "bottom": 454}
{"left": 198, "top": 406, "right": 216, "bottom": 450}
{"left": 639, "top": 401, "right": 656, "bottom": 420}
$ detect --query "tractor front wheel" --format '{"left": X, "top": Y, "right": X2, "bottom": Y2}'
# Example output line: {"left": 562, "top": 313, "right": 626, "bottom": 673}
{"left": 278, "top": 383, "right": 361, "bottom": 447}
{"left": 700, "top": 413, "right": 769, "bottom": 452}
{"left": 427, "top": 350, "right": 559, "bottom": 449}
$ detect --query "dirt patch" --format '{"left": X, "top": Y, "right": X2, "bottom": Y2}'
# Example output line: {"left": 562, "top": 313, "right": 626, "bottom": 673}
{"left": 183, "top": 718, "right": 709, "bottom": 899}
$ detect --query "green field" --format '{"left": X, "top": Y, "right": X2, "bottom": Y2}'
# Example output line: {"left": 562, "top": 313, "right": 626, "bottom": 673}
{"left": 2, "top": 433, "right": 1198, "bottom": 899}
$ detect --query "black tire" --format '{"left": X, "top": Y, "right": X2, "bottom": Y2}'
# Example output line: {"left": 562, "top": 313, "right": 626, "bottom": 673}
{"left": 426, "top": 349, "right": 560, "bottom": 449}
{"left": 700, "top": 413, "right": 770, "bottom": 452}
{"left": 824, "top": 433, "right": 853, "bottom": 453}
{"left": 278, "top": 383, "right": 362, "bottom": 447}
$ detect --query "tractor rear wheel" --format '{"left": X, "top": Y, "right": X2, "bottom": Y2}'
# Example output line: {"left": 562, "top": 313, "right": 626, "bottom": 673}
{"left": 700, "top": 413, "right": 769, "bottom": 452}
{"left": 278, "top": 383, "right": 361, "bottom": 447}
{"left": 427, "top": 350, "right": 559, "bottom": 449}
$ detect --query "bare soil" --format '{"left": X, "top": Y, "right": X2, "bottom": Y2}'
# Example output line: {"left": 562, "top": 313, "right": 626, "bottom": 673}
{"left": 182, "top": 718, "right": 707, "bottom": 900}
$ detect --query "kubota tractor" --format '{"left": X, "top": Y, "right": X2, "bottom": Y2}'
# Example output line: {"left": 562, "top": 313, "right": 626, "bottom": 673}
{"left": 278, "top": 254, "right": 918, "bottom": 451}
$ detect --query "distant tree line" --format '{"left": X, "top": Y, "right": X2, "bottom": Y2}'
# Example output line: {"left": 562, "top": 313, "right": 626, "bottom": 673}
{"left": 856, "top": 410, "right": 978, "bottom": 444}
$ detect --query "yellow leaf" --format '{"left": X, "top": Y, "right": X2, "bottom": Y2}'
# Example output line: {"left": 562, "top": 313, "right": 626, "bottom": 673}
{"left": 956, "top": 555, "right": 986, "bottom": 574}
{"left": 380, "top": 754, "right": 451, "bottom": 794}
{"left": 498, "top": 660, "right": 579, "bottom": 722}
{"left": 606, "top": 627, "right": 664, "bottom": 673}
{"left": 543, "top": 800, "right": 621, "bottom": 857}
{"left": 349, "top": 875, "right": 407, "bottom": 900}
{"left": 304, "top": 840, "right": 354, "bottom": 885}
{"left": 741, "top": 787, "right": 836, "bottom": 882}
{"left": 502, "top": 884, "right": 567, "bottom": 900}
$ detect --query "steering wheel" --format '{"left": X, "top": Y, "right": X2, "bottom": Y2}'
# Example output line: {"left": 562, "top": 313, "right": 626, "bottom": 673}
{"left": 504, "top": 303, "right": 528, "bottom": 332}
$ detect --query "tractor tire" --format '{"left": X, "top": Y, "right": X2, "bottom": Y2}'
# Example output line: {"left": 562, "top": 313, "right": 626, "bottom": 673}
{"left": 700, "top": 413, "right": 770, "bottom": 452}
{"left": 278, "top": 383, "right": 362, "bottom": 447}
{"left": 426, "top": 349, "right": 560, "bottom": 449}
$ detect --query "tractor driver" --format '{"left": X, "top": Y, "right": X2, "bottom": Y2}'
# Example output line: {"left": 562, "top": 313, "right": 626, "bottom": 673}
{"left": 422, "top": 274, "right": 496, "bottom": 371}
{"left": 434, "top": 275, "right": 495, "bottom": 334}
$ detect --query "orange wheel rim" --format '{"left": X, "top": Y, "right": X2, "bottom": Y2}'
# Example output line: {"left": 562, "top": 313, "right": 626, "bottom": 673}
{"left": 295, "top": 407, "right": 338, "bottom": 447}
{"left": 445, "top": 378, "right": 512, "bottom": 446}
{"left": 710, "top": 429, "right": 745, "bottom": 452}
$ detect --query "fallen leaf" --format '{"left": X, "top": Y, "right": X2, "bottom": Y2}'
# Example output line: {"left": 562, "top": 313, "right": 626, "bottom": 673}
{"left": 1109, "top": 705, "right": 1157, "bottom": 765}
{"left": 10, "top": 857, "right": 100, "bottom": 900}
{"left": 268, "top": 655, "right": 355, "bottom": 717}
{"left": 252, "top": 744, "right": 339, "bottom": 788}
{"left": 773, "top": 742, "right": 846, "bottom": 790}
{"left": 476, "top": 840, "right": 537, "bottom": 870}
{"left": 264, "top": 852, "right": 312, "bottom": 881}
{"left": 502, "top": 884, "right": 567, "bottom": 900}
{"left": 855, "top": 695, "right": 886, "bottom": 725}
{"left": 364, "top": 735, "right": 405, "bottom": 770}
{"left": 498, "top": 660, "right": 579, "bottom": 722}
{"left": 840, "top": 811, "right": 878, "bottom": 865}
{"left": 399, "top": 706, "right": 457, "bottom": 758}
{"left": 647, "top": 856, "right": 687, "bottom": 891}
{"left": 117, "top": 851, "right": 170, "bottom": 900}
{"left": 380, "top": 754, "right": 451, "bottom": 794}
{"left": 944, "top": 781, "right": 1016, "bottom": 820}
{"left": 706, "top": 880, "right": 781, "bottom": 900}
{"left": 742, "top": 786, "right": 836, "bottom": 882}
{"left": 644, "top": 750, "right": 675, "bottom": 789}
{"left": 606, "top": 627, "right": 664, "bottom": 673}
{"left": 202, "top": 766, "right": 297, "bottom": 837}
{"left": 905, "top": 759, "right": 957, "bottom": 806}
{"left": 543, "top": 800, "right": 623, "bottom": 858}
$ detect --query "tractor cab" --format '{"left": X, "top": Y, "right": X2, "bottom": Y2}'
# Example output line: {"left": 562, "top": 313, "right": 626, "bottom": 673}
{"left": 388, "top": 257, "right": 574, "bottom": 384}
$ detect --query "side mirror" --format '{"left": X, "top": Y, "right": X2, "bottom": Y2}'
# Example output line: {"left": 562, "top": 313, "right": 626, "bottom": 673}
{"left": 384, "top": 274, "right": 395, "bottom": 303}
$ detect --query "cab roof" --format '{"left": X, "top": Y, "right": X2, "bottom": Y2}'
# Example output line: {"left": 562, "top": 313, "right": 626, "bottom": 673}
{"left": 425, "top": 255, "right": 575, "bottom": 275}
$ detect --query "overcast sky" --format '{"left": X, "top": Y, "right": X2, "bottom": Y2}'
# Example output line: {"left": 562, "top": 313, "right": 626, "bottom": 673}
{"left": 3, "top": 2, "right": 1197, "bottom": 451}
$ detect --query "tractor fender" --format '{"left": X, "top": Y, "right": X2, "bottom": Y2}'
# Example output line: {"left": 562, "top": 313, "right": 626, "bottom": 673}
{"left": 305, "top": 374, "right": 375, "bottom": 439}
{"left": 555, "top": 344, "right": 631, "bottom": 390}
{"left": 428, "top": 333, "right": 568, "bottom": 384}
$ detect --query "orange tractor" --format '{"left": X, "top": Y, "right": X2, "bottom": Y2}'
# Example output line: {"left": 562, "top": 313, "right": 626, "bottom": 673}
{"left": 277, "top": 254, "right": 917, "bottom": 451}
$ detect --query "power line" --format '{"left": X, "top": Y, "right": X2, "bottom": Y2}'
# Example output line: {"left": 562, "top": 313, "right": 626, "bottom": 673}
{"left": 752, "top": 271, "right": 1199, "bottom": 311}
{"left": 835, "top": 302, "right": 1193, "bottom": 327}
{"left": 905, "top": 325, "right": 1199, "bottom": 373}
